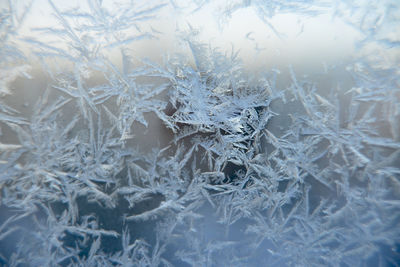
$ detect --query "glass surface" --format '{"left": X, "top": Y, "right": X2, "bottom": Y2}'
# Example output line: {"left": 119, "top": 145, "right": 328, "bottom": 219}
{"left": 0, "top": 1, "right": 399, "bottom": 266}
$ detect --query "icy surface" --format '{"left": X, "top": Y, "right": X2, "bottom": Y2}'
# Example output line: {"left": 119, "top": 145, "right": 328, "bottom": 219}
{"left": 0, "top": 0, "right": 400, "bottom": 266}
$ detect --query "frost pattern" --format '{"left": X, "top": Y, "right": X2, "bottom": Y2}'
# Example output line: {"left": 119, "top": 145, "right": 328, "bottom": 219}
{"left": 0, "top": 0, "right": 400, "bottom": 266}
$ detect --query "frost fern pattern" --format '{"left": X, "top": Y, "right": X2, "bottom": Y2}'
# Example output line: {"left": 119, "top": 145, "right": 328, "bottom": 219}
{"left": 0, "top": 0, "right": 399, "bottom": 266}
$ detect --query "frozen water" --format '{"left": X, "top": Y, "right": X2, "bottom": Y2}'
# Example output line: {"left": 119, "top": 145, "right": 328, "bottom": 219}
{"left": 0, "top": 0, "right": 400, "bottom": 266}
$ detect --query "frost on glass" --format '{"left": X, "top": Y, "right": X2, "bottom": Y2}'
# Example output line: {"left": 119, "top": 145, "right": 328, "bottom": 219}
{"left": 0, "top": 0, "right": 399, "bottom": 266}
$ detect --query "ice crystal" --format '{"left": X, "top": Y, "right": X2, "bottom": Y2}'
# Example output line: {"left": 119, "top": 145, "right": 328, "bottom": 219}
{"left": 0, "top": 0, "right": 399, "bottom": 266}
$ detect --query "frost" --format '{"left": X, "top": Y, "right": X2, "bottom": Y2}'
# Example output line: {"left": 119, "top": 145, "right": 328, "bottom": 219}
{"left": 1, "top": 0, "right": 400, "bottom": 266}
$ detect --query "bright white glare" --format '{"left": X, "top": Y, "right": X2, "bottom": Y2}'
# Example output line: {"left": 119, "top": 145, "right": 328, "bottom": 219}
{"left": 20, "top": 0, "right": 361, "bottom": 70}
